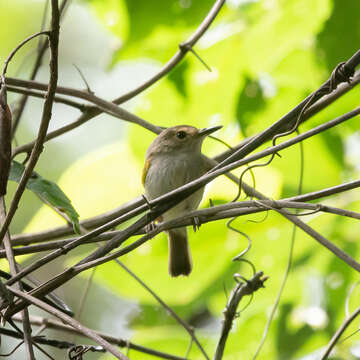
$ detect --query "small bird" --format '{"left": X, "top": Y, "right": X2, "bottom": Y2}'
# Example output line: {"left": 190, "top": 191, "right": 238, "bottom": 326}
{"left": 142, "top": 125, "right": 222, "bottom": 277}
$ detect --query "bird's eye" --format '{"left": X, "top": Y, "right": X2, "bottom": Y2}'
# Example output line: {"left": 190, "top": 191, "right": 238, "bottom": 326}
{"left": 176, "top": 131, "right": 187, "bottom": 139}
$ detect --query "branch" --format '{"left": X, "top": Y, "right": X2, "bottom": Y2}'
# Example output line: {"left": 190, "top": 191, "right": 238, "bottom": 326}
{"left": 0, "top": 198, "right": 35, "bottom": 359}
{"left": 4, "top": 55, "right": 360, "bottom": 318}
{"left": 320, "top": 306, "right": 360, "bottom": 360}
{"left": 214, "top": 69, "right": 360, "bottom": 163}
{"left": 6, "top": 286, "right": 129, "bottom": 360}
{"left": 0, "top": 0, "right": 60, "bottom": 244}
{"left": 11, "top": 314, "right": 188, "bottom": 360}
{"left": 11, "top": 0, "right": 70, "bottom": 136}
{"left": 9, "top": 0, "right": 226, "bottom": 156}
{"left": 112, "top": 0, "right": 226, "bottom": 104}
{"left": 210, "top": 49, "right": 360, "bottom": 172}
{"left": 4, "top": 199, "right": 360, "bottom": 258}
{"left": 8, "top": 85, "right": 86, "bottom": 111}
{"left": 112, "top": 261, "right": 209, "bottom": 360}
{"left": 213, "top": 272, "right": 268, "bottom": 360}
{"left": 11, "top": 171, "right": 360, "bottom": 247}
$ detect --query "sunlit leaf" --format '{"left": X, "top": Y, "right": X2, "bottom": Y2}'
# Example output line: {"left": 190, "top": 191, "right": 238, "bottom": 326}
{"left": 9, "top": 161, "right": 80, "bottom": 234}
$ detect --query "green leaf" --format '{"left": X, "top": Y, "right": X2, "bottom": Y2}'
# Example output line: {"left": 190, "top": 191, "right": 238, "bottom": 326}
{"left": 9, "top": 161, "right": 80, "bottom": 234}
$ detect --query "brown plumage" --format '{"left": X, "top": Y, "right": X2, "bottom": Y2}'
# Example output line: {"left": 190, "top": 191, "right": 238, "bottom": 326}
{"left": 142, "top": 125, "right": 221, "bottom": 277}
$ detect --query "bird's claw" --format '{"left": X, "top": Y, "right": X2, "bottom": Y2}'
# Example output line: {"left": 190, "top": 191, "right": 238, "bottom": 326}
{"left": 192, "top": 216, "right": 201, "bottom": 232}
{"left": 145, "top": 221, "right": 157, "bottom": 233}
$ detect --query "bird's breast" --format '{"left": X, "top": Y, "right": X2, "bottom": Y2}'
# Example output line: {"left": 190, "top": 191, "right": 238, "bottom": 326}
{"left": 144, "top": 153, "right": 204, "bottom": 201}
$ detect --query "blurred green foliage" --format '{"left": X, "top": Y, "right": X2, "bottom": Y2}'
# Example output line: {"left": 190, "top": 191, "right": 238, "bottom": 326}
{"left": 3, "top": 0, "right": 360, "bottom": 359}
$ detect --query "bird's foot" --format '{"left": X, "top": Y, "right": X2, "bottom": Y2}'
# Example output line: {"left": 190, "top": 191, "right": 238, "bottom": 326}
{"left": 192, "top": 216, "right": 201, "bottom": 232}
{"left": 145, "top": 221, "right": 157, "bottom": 233}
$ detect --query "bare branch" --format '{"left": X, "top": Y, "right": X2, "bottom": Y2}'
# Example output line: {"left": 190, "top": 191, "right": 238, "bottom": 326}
{"left": 11, "top": 314, "right": 189, "bottom": 360}
{"left": 213, "top": 272, "right": 268, "bottom": 360}
{"left": 0, "top": 0, "right": 60, "bottom": 244}
{"left": 6, "top": 286, "right": 129, "bottom": 360}
{"left": 320, "top": 306, "right": 360, "bottom": 360}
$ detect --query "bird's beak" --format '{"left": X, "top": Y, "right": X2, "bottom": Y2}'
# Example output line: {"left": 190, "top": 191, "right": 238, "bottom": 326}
{"left": 198, "top": 125, "right": 222, "bottom": 137}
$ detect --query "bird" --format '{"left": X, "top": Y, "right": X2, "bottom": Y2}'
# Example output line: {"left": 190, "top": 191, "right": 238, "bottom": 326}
{"left": 142, "top": 124, "right": 222, "bottom": 277}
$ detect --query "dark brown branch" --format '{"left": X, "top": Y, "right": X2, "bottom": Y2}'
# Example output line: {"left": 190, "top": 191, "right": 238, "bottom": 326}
{"left": 0, "top": 0, "right": 60, "bottom": 244}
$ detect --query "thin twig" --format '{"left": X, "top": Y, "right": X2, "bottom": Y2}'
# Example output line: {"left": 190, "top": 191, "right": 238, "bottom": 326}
{"left": 113, "top": 260, "right": 209, "bottom": 360}
{"left": 11, "top": 0, "right": 71, "bottom": 136}
{"left": 11, "top": 314, "right": 188, "bottom": 360}
{"left": 320, "top": 306, "right": 360, "bottom": 360}
{"left": 0, "top": 198, "right": 35, "bottom": 359}
{"left": 0, "top": 0, "right": 60, "bottom": 244}
{"left": 213, "top": 272, "right": 268, "bottom": 359}
{"left": 9, "top": 0, "right": 226, "bottom": 157}
{"left": 8, "top": 85, "right": 86, "bottom": 111}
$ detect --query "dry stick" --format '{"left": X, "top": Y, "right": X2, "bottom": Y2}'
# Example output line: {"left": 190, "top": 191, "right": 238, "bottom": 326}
{"left": 320, "top": 306, "right": 360, "bottom": 360}
{"left": 7, "top": 77, "right": 162, "bottom": 147}
{"left": 6, "top": 286, "right": 129, "bottom": 360}
{"left": 0, "top": 198, "right": 35, "bottom": 359}
{"left": 10, "top": 104, "right": 360, "bottom": 247}
{"left": 11, "top": 314, "right": 188, "bottom": 360}
{"left": 0, "top": 0, "right": 60, "bottom": 245}
{"left": 11, "top": 0, "right": 71, "bottom": 136}
{"left": 0, "top": 2, "right": 60, "bottom": 358}
{"left": 9, "top": 0, "right": 226, "bottom": 157}
{"left": 213, "top": 272, "right": 268, "bottom": 360}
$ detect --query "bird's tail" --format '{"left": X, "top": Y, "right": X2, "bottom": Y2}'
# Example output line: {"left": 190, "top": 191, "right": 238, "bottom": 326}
{"left": 168, "top": 228, "right": 192, "bottom": 277}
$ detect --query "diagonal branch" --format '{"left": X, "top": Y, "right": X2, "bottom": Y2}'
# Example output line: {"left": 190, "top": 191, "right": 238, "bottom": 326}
{"left": 320, "top": 305, "right": 360, "bottom": 360}
{"left": 6, "top": 286, "right": 129, "bottom": 360}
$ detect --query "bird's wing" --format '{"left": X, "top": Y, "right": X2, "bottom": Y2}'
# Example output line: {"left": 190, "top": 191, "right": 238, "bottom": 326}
{"left": 142, "top": 159, "right": 151, "bottom": 186}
